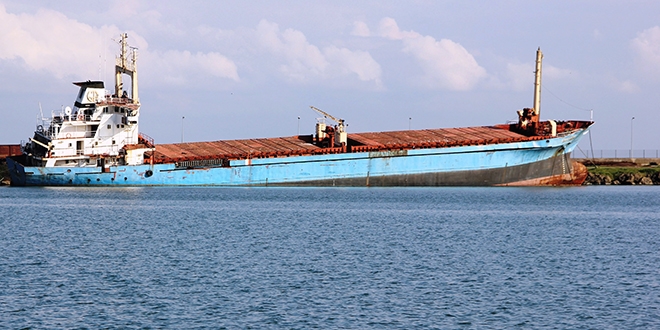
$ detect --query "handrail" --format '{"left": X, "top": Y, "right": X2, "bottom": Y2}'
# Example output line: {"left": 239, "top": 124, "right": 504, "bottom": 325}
{"left": 138, "top": 132, "right": 155, "bottom": 148}
{"left": 573, "top": 149, "right": 660, "bottom": 159}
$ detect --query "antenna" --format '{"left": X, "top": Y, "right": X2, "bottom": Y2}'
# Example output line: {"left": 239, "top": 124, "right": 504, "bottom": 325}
{"left": 103, "top": 34, "right": 108, "bottom": 88}
{"left": 98, "top": 54, "right": 101, "bottom": 80}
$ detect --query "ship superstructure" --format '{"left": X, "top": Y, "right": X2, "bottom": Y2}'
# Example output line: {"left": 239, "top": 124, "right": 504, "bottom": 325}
{"left": 7, "top": 37, "right": 593, "bottom": 186}
{"left": 20, "top": 33, "right": 153, "bottom": 171}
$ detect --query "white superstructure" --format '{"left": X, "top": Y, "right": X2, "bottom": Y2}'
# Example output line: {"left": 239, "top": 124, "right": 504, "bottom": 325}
{"left": 24, "top": 33, "right": 153, "bottom": 169}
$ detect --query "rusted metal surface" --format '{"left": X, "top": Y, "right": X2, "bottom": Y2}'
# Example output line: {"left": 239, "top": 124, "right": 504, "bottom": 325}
{"left": 257, "top": 157, "right": 588, "bottom": 187}
{"left": 498, "top": 161, "right": 588, "bottom": 186}
{"left": 0, "top": 144, "right": 22, "bottom": 159}
{"left": 149, "top": 120, "right": 592, "bottom": 165}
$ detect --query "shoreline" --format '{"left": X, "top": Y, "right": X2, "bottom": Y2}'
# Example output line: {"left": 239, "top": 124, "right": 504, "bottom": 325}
{"left": 574, "top": 159, "right": 660, "bottom": 185}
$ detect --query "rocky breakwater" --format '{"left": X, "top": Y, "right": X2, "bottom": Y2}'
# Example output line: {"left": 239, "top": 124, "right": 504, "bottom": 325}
{"left": 584, "top": 171, "right": 660, "bottom": 185}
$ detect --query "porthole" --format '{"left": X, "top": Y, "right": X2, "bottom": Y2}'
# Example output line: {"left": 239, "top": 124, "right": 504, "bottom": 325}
{"left": 145, "top": 170, "right": 153, "bottom": 178}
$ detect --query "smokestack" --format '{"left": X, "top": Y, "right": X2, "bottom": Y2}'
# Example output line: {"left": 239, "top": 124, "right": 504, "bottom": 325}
{"left": 533, "top": 48, "right": 543, "bottom": 116}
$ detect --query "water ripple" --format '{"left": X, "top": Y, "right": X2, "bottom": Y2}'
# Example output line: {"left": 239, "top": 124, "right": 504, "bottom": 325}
{"left": 1, "top": 186, "right": 659, "bottom": 328}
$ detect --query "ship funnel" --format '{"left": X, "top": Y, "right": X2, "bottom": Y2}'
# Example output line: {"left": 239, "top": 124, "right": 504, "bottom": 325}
{"left": 533, "top": 47, "right": 543, "bottom": 116}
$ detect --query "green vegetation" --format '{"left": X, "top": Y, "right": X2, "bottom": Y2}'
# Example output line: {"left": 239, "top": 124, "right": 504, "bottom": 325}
{"left": 587, "top": 166, "right": 660, "bottom": 178}
{"left": 585, "top": 165, "right": 660, "bottom": 185}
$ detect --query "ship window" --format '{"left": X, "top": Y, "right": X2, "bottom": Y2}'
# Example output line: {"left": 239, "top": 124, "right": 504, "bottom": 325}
{"left": 107, "top": 125, "right": 111, "bottom": 129}
{"left": 104, "top": 108, "right": 108, "bottom": 113}
{"left": 121, "top": 125, "right": 125, "bottom": 128}
{"left": 117, "top": 124, "right": 120, "bottom": 128}
{"left": 114, "top": 108, "right": 119, "bottom": 113}
{"left": 120, "top": 108, "right": 125, "bottom": 113}
{"left": 68, "top": 143, "right": 72, "bottom": 147}
{"left": 112, "top": 140, "right": 115, "bottom": 144}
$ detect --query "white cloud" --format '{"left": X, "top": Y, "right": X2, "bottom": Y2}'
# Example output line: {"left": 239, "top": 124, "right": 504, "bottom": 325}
{"left": 377, "top": 17, "right": 417, "bottom": 40}
{"left": 377, "top": 17, "right": 486, "bottom": 91}
{"left": 324, "top": 46, "right": 381, "bottom": 84}
{"left": 0, "top": 4, "right": 238, "bottom": 86}
{"left": 506, "top": 61, "right": 574, "bottom": 92}
{"left": 0, "top": 4, "right": 121, "bottom": 79}
{"left": 146, "top": 50, "right": 239, "bottom": 85}
{"left": 351, "top": 21, "right": 370, "bottom": 37}
{"left": 255, "top": 19, "right": 381, "bottom": 84}
{"left": 257, "top": 20, "right": 329, "bottom": 78}
{"left": 632, "top": 26, "right": 660, "bottom": 76}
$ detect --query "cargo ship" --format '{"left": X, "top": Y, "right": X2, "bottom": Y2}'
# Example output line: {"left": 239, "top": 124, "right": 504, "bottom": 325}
{"left": 7, "top": 34, "right": 592, "bottom": 186}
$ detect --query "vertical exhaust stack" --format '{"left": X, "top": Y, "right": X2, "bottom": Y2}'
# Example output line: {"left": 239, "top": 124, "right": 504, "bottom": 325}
{"left": 516, "top": 48, "right": 543, "bottom": 135}
{"left": 533, "top": 47, "right": 543, "bottom": 117}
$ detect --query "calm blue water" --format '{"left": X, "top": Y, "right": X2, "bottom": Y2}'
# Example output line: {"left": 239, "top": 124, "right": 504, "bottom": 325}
{"left": 1, "top": 186, "right": 659, "bottom": 329}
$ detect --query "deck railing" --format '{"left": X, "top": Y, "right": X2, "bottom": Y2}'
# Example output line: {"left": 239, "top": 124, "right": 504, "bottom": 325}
{"left": 138, "top": 133, "right": 155, "bottom": 148}
{"left": 572, "top": 149, "right": 660, "bottom": 159}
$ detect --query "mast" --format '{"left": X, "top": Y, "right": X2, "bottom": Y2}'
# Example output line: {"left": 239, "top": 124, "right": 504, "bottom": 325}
{"left": 533, "top": 47, "right": 543, "bottom": 116}
{"left": 115, "top": 33, "right": 139, "bottom": 104}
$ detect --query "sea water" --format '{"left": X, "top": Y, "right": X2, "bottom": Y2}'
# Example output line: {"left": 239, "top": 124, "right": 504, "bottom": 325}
{"left": 1, "top": 186, "right": 659, "bottom": 328}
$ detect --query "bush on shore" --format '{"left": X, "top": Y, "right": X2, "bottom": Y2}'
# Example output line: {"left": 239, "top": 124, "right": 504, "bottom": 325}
{"left": 585, "top": 166, "right": 660, "bottom": 185}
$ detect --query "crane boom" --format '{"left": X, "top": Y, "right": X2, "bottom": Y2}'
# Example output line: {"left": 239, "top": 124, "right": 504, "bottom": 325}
{"left": 310, "top": 106, "right": 342, "bottom": 124}
{"left": 309, "top": 105, "right": 347, "bottom": 146}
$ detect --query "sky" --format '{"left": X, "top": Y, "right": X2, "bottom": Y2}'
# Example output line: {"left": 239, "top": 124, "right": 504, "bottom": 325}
{"left": 1, "top": 1, "right": 659, "bottom": 154}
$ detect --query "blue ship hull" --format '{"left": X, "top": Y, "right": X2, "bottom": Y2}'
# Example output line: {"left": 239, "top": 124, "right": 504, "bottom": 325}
{"left": 7, "top": 129, "right": 588, "bottom": 187}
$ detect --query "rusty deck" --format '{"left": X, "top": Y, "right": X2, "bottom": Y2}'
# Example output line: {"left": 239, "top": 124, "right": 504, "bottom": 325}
{"left": 149, "top": 124, "right": 561, "bottom": 164}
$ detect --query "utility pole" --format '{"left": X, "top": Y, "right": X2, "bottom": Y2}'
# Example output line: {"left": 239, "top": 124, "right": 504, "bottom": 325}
{"left": 630, "top": 116, "right": 635, "bottom": 158}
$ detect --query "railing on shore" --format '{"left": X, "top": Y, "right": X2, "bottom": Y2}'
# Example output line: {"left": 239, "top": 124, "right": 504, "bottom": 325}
{"left": 573, "top": 149, "right": 660, "bottom": 159}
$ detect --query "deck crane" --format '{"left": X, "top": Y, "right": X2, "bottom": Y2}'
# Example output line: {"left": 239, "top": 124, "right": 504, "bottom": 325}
{"left": 310, "top": 106, "right": 347, "bottom": 147}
